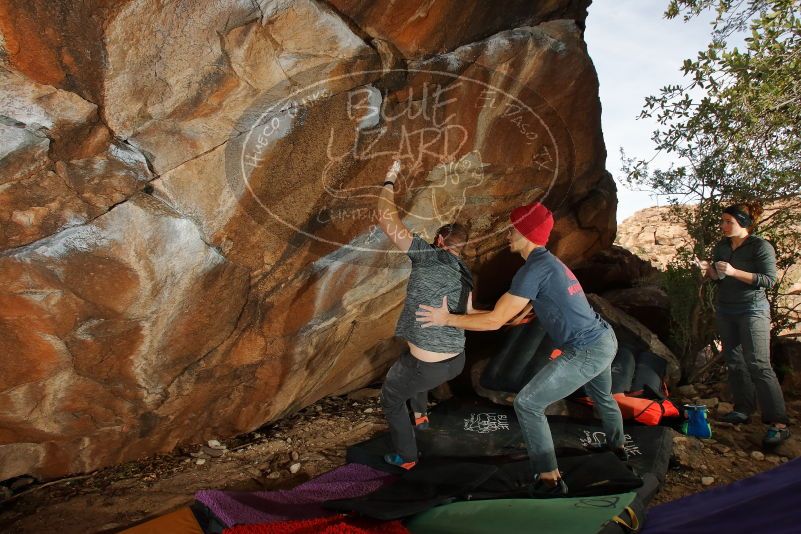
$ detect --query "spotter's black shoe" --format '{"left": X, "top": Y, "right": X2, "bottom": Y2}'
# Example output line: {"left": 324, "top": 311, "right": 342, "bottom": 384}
{"left": 528, "top": 475, "right": 569, "bottom": 498}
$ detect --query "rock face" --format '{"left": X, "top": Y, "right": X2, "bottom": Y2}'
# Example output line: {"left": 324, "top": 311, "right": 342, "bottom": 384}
{"left": 572, "top": 245, "right": 670, "bottom": 344}
{"left": 0, "top": 0, "right": 615, "bottom": 480}
{"left": 573, "top": 244, "right": 658, "bottom": 294}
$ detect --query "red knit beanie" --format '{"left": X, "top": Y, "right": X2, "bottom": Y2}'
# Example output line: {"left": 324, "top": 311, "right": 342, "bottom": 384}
{"left": 510, "top": 202, "right": 554, "bottom": 245}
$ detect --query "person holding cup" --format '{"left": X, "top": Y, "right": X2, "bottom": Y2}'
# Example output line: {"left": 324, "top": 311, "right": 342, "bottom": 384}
{"left": 698, "top": 203, "right": 790, "bottom": 446}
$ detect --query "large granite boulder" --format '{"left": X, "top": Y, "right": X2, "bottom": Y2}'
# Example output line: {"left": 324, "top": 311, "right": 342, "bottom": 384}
{"left": 1, "top": 0, "right": 615, "bottom": 480}
{"left": 572, "top": 244, "right": 658, "bottom": 294}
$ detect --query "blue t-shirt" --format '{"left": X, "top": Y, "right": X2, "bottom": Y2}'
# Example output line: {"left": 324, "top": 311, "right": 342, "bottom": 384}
{"left": 508, "top": 248, "right": 606, "bottom": 348}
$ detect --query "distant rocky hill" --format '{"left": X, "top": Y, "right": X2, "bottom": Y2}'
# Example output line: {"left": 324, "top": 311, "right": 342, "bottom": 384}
{"left": 615, "top": 206, "right": 690, "bottom": 270}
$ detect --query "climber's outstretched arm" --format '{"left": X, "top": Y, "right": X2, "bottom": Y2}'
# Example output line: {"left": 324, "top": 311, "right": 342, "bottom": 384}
{"left": 376, "top": 160, "right": 413, "bottom": 253}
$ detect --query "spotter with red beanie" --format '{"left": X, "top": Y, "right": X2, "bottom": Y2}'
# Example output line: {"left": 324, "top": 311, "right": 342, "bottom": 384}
{"left": 416, "top": 202, "right": 625, "bottom": 497}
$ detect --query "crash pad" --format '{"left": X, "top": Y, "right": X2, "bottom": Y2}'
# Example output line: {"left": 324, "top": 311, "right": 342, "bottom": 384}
{"left": 347, "top": 398, "right": 673, "bottom": 482}
{"left": 121, "top": 506, "right": 204, "bottom": 534}
{"left": 405, "top": 492, "right": 638, "bottom": 534}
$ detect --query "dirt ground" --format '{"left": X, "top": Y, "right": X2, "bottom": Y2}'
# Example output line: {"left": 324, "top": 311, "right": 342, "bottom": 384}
{"left": 647, "top": 391, "right": 801, "bottom": 506}
{"left": 1, "top": 389, "right": 799, "bottom": 533}
{"left": 0, "top": 392, "right": 389, "bottom": 533}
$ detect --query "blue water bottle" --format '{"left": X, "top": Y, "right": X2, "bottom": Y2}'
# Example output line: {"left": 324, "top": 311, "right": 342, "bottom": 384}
{"left": 682, "top": 404, "right": 712, "bottom": 438}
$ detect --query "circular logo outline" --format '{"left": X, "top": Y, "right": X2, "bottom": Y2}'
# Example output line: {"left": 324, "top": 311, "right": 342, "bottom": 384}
{"left": 229, "top": 66, "right": 574, "bottom": 255}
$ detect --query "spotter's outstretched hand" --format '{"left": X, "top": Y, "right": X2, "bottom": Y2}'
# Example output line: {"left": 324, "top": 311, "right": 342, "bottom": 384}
{"left": 416, "top": 296, "right": 449, "bottom": 328}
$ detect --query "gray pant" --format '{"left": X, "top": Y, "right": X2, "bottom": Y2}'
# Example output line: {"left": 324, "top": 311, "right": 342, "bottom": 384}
{"left": 381, "top": 350, "right": 465, "bottom": 461}
{"left": 514, "top": 326, "right": 624, "bottom": 473}
{"left": 717, "top": 313, "right": 788, "bottom": 424}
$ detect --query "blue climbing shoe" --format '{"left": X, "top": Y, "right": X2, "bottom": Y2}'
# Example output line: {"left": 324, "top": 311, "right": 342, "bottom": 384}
{"left": 383, "top": 453, "right": 417, "bottom": 470}
{"left": 763, "top": 426, "right": 791, "bottom": 447}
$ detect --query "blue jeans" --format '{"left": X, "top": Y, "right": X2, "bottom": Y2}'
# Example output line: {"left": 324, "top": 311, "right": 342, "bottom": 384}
{"left": 513, "top": 326, "right": 624, "bottom": 473}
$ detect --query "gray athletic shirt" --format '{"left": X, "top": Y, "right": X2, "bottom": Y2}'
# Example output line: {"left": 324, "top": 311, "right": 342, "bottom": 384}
{"left": 395, "top": 235, "right": 473, "bottom": 353}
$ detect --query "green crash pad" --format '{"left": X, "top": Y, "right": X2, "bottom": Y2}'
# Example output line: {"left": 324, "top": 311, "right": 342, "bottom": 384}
{"left": 406, "top": 492, "right": 637, "bottom": 534}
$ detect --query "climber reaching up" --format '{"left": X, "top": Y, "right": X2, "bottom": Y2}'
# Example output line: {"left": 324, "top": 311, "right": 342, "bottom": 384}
{"left": 375, "top": 159, "right": 474, "bottom": 470}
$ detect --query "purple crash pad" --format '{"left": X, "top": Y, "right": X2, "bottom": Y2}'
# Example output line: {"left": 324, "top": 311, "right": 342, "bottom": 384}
{"left": 195, "top": 463, "right": 395, "bottom": 527}
{"left": 643, "top": 457, "right": 801, "bottom": 534}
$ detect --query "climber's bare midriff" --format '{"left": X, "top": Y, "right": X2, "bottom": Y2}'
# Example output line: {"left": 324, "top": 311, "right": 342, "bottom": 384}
{"left": 408, "top": 341, "right": 459, "bottom": 362}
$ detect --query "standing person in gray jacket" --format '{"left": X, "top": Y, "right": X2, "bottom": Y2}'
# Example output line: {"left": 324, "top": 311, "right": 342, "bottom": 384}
{"left": 698, "top": 203, "right": 790, "bottom": 446}
{"left": 375, "top": 160, "right": 474, "bottom": 470}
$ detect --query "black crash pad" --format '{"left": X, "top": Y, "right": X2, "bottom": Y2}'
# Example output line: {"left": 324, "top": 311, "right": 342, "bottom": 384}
{"left": 348, "top": 398, "right": 673, "bottom": 483}
{"left": 326, "top": 452, "right": 643, "bottom": 520}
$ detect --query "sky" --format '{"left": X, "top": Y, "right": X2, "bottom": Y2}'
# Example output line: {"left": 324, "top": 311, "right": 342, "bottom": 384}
{"left": 584, "top": 1, "right": 719, "bottom": 223}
